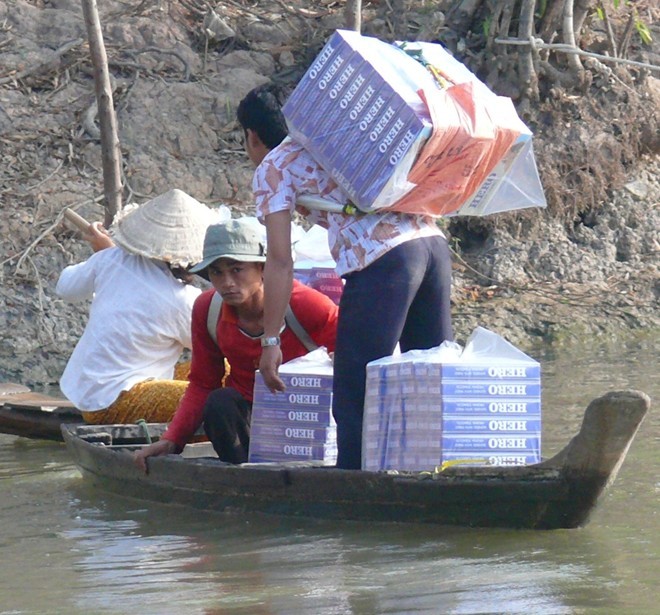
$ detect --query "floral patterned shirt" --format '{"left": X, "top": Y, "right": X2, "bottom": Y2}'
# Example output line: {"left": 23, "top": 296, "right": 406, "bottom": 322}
{"left": 253, "top": 138, "right": 443, "bottom": 276}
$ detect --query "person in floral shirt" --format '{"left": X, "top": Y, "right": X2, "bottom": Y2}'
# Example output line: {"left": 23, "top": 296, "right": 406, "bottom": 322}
{"left": 237, "top": 84, "right": 453, "bottom": 470}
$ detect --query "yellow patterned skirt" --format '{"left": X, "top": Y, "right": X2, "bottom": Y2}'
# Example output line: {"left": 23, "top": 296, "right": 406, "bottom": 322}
{"left": 81, "top": 378, "right": 189, "bottom": 425}
{"left": 79, "top": 360, "right": 228, "bottom": 425}
{"left": 80, "top": 361, "right": 191, "bottom": 425}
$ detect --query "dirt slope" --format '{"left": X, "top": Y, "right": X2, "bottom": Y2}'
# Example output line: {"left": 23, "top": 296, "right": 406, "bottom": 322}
{"left": 0, "top": 0, "right": 658, "bottom": 384}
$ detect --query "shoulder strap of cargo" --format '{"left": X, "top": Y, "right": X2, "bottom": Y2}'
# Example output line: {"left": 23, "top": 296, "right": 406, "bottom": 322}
{"left": 206, "top": 291, "right": 318, "bottom": 352}
{"left": 206, "top": 292, "right": 223, "bottom": 345}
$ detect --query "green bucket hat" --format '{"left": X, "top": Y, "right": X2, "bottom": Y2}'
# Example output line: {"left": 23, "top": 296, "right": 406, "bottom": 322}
{"left": 190, "top": 218, "right": 267, "bottom": 274}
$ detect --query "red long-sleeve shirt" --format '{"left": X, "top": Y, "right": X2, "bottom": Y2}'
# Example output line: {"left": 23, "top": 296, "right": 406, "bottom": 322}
{"left": 163, "top": 280, "right": 338, "bottom": 449}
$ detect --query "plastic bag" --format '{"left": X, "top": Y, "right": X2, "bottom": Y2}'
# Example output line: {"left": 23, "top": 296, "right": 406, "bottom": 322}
{"left": 279, "top": 346, "right": 333, "bottom": 374}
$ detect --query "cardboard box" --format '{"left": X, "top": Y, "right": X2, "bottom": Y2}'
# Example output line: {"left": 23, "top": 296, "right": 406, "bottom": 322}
{"left": 293, "top": 267, "right": 343, "bottom": 305}
{"left": 282, "top": 30, "right": 545, "bottom": 218}
{"left": 362, "top": 327, "right": 542, "bottom": 471}
{"left": 248, "top": 350, "right": 336, "bottom": 465}
{"left": 282, "top": 29, "right": 432, "bottom": 211}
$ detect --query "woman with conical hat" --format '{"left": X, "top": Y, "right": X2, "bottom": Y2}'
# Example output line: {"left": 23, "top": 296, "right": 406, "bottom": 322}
{"left": 57, "top": 189, "right": 222, "bottom": 424}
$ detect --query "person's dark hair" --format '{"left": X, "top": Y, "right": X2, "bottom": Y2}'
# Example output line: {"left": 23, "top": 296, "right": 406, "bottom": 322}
{"left": 236, "top": 83, "right": 288, "bottom": 150}
{"left": 168, "top": 264, "right": 194, "bottom": 285}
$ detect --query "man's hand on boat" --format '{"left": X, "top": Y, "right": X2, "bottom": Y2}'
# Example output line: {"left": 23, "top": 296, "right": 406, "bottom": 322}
{"left": 133, "top": 439, "right": 177, "bottom": 474}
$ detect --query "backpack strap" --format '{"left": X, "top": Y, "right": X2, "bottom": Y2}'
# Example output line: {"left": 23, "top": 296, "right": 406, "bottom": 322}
{"left": 284, "top": 305, "right": 319, "bottom": 352}
{"left": 206, "top": 292, "right": 223, "bottom": 345}
{"left": 205, "top": 291, "right": 318, "bottom": 352}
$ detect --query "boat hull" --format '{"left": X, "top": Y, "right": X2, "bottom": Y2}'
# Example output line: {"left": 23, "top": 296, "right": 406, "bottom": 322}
{"left": 0, "top": 383, "right": 81, "bottom": 441}
{"left": 61, "top": 390, "right": 650, "bottom": 529}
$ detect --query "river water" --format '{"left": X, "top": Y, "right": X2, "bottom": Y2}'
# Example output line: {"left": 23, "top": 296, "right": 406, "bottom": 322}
{"left": 0, "top": 336, "right": 657, "bottom": 615}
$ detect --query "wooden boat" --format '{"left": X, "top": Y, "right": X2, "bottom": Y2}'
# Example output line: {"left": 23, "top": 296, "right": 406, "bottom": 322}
{"left": 0, "top": 382, "right": 82, "bottom": 441}
{"left": 61, "top": 390, "right": 649, "bottom": 529}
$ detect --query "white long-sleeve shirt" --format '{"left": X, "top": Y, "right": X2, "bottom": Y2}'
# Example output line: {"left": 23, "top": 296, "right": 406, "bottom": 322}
{"left": 56, "top": 247, "right": 200, "bottom": 411}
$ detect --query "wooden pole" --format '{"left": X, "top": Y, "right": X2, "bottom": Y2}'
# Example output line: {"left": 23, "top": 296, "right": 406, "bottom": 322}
{"left": 63, "top": 208, "right": 92, "bottom": 233}
{"left": 344, "top": 0, "right": 362, "bottom": 32}
{"left": 80, "top": 0, "right": 122, "bottom": 227}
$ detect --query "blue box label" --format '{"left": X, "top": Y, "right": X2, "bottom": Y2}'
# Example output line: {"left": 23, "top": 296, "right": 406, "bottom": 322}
{"left": 251, "top": 406, "right": 333, "bottom": 425}
{"left": 441, "top": 399, "right": 542, "bottom": 416}
{"left": 441, "top": 382, "right": 541, "bottom": 398}
{"left": 440, "top": 452, "right": 541, "bottom": 466}
{"left": 442, "top": 434, "right": 541, "bottom": 452}
{"left": 248, "top": 439, "right": 337, "bottom": 462}
{"left": 440, "top": 364, "right": 541, "bottom": 380}
{"left": 443, "top": 417, "right": 542, "bottom": 433}
{"left": 250, "top": 423, "right": 335, "bottom": 442}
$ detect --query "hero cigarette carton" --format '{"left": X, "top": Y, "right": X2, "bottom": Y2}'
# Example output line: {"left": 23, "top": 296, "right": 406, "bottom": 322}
{"left": 293, "top": 225, "right": 344, "bottom": 305}
{"left": 282, "top": 29, "right": 432, "bottom": 211}
{"left": 441, "top": 434, "right": 541, "bottom": 453}
{"left": 293, "top": 267, "right": 343, "bottom": 305}
{"left": 442, "top": 417, "right": 542, "bottom": 433}
{"left": 440, "top": 381, "right": 542, "bottom": 398}
{"left": 334, "top": 102, "right": 430, "bottom": 208}
{"left": 361, "top": 327, "right": 542, "bottom": 471}
{"left": 294, "top": 52, "right": 369, "bottom": 141}
{"left": 441, "top": 399, "right": 541, "bottom": 416}
{"left": 248, "top": 441, "right": 338, "bottom": 464}
{"left": 284, "top": 31, "right": 544, "bottom": 218}
{"left": 248, "top": 350, "right": 336, "bottom": 465}
{"left": 440, "top": 452, "right": 541, "bottom": 467}
{"left": 284, "top": 36, "right": 355, "bottom": 130}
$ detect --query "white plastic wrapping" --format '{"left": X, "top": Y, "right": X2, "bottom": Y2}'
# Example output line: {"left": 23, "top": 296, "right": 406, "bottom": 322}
{"left": 362, "top": 327, "right": 542, "bottom": 471}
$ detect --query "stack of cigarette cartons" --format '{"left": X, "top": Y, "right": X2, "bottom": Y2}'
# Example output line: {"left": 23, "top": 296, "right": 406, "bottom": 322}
{"left": 282, "top": 29, "right": 433, "bottom": 211}
{"left": 293, "top": 224, "right": 344, "bottom": 305}
{"left": 293, "top": 267, "right": 343, "bottom": 305}
{"left": 248, "top": 349, "right": 336, "bottom": 464}
{"left": 362, "top": 328, "right": 542, "bottom": 471}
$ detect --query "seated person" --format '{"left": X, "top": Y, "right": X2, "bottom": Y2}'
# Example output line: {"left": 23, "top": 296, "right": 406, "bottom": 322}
{"left": 57, "top": 189, "right": 216, "bottom": 424}
{"left": 134, "top": 218, "right": 338, "bottom": 470}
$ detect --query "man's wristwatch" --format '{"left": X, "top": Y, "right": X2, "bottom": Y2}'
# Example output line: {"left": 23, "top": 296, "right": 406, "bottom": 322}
{"left": 261, "top": 336, "right": 281, "bottom": 347}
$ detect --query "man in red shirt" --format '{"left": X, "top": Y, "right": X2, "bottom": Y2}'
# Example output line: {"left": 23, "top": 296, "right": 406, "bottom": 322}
{"left": 134, "top": 218, "right": 338, "bottom": 469}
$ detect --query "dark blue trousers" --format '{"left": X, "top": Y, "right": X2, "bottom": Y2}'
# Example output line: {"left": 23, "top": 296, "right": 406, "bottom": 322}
{"left": 203, "top": 387, "right": 252, "bottom": 464}
{"left": 333, "top": 235, "right": 453, "bottom": 469}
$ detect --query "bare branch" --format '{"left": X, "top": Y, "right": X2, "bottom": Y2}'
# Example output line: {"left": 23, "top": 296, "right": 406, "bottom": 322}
{"left": 518, "top": 0, "right": 539, "bottom": 101}
{"left": 597, "top": 0, "right": 618, "bottom": 58}
{"left": 572, "top": 0, "right": 594, "bottom": 37}
{"left": 496, "top": 38, "right": 660, "bottom": 72}
{"left": 0, "top": 38, "right": 83, "bottom": 85}
{"left": 618, "top": 11, "right": 635, "bottom": 59}
{"left": 563, "top": 0, "right": 584, "bottom": 76}
{"left": 539, "top": 0, "right": 565, "bottom": 44}
{"left": 80, "top": 0, "right": 123, "bottom": 226}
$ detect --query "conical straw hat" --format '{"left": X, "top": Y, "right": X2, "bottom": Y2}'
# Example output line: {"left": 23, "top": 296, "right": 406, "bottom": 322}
{"left": 110, "top": 189, "right": 217, "bottom": 267}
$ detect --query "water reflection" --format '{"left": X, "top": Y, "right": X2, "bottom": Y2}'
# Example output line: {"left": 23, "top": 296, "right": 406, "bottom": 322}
{"left": 62, "top": 511, "right": 218, "bottom": 613}
{"left": 42, "top": 480, "right": 644, "bottom": 615}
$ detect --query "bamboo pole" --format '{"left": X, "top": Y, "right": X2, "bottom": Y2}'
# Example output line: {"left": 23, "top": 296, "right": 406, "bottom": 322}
{"left": 80, "top": 0, "right": 122, "bottom": 227}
